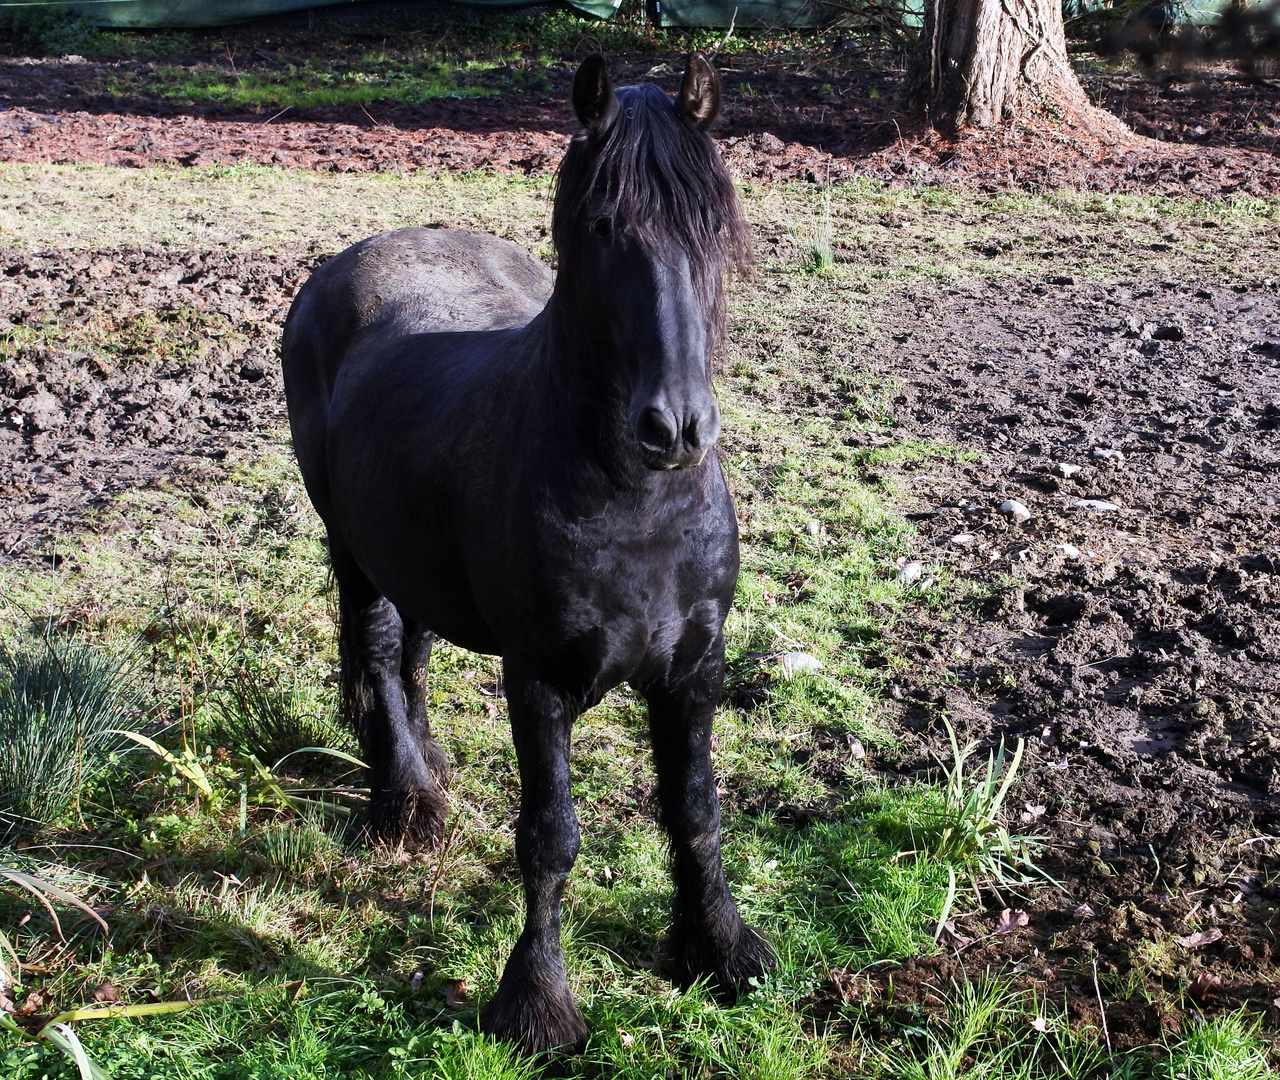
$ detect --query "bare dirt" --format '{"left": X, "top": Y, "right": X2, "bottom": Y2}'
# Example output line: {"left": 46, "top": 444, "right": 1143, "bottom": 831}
{"left": 0, "top": 11, "right": 1276, "bottom": 1057}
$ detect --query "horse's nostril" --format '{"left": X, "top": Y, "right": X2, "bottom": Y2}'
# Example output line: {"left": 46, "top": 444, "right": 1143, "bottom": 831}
{"left": 636, "top": 406, "right": 678, "bottom": 452}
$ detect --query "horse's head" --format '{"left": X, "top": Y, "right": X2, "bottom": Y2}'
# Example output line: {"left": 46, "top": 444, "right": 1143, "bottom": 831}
{"left": 554, "top": 54, "right": 751, "bottom": 471}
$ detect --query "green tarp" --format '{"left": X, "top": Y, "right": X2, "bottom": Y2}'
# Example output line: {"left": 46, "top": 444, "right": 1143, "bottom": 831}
{"left": 0, "top": 0, "right": 1250, "bottom": 31}
{"left": 650, "top": 0, "right": 1245, "bottom": 29}
{"left": 3, "top": 0, "right": 625, "bottom": 28}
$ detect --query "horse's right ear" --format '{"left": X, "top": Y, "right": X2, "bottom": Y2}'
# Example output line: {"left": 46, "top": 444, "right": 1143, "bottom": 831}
{"left": 573, "top": 54, "right": 618, "bottom": 135}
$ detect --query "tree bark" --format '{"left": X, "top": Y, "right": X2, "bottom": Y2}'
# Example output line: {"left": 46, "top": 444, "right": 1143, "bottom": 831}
{"left": 906, "top": 0, "right": 1096, "bottom": 131}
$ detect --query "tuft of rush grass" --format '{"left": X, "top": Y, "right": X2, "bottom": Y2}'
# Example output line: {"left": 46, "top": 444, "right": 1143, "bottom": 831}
{"left": 213, "top": 666, "right": 346, "bottom": 766}
{"left": 0, "top": 637, "right": 137, "bottom": 839}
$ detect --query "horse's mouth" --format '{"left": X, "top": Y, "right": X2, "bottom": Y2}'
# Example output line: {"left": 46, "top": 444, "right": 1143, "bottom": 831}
{"left": 640, "top": 446, "right": 709, "bottom": 471}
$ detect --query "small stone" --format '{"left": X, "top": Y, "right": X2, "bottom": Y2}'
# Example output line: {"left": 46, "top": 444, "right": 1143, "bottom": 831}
{"left": 1000, "top": 499, "right": 1031, "bottom": 523}
{"left": 781, "top": 652, "right": 822, "bottom": 678}
{"left": 1058, "top": 543, "right": 1081, "bottom": 559}
{"left": 1055, "top": 462, "right": 1082, "bottom": 478}
{"left": 1070, "top": 499, "right": 1121, "bottom": 512}
{"left": 846, "top": 735, "right": 866, "bottom": 759}
{"left": 949, "top": 533, "right": 976, "bottom": 546}
{"left": 804, "top": 520, "right": 820, "bottom": 536}
{"left": 897, "top": 561, "right": 924, "bottom": 584}
{"left": 1092, "top": 448, "right": 1124, "bottom": 464}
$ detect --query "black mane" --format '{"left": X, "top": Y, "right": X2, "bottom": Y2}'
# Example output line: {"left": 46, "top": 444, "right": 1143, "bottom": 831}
{"left": 552, "top": 82, "right": 752, "bottom": 351}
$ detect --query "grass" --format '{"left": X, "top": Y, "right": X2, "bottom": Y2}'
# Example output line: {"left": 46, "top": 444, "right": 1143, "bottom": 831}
{"left": 104, "top": 65, "right": 496, "bottom": 111}
{"left": 0, "top": 166, "right": 1276, "bottom": 1077}
{"left": 0, "top": 637, "right": 137, "bottom": 840}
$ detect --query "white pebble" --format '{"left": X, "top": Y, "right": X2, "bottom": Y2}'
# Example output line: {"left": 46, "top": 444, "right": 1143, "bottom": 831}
{"left": 804, "top": 520, "right": 820, "bottom": 536}
{"left": 1058, "top": 543, "right": 1082, "bottom": 559}
{"left": 897, "top": 561, "right": 924, "bottom": 584}
{"left": 1055, "top": 462, "right": 1082, "bottom": 478}
{"left": 781, "top": 651, "right": 823, "bottom": 678}
{"left": 1000, "top": 499, "right": 1031, "bottom": 523}
{"left": 1092, "top": 448, "right": 1125, "bottom": 464}
{"left": 1070, "top": 499, "right": 1121, "bottom": 512}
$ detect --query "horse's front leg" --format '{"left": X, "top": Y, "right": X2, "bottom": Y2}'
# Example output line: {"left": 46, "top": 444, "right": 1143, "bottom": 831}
{"left": 479, "top": 663, "right": 588, "bottom": 1055}
{"left": 639, "top": 630, "right": 776, "bottom": 995}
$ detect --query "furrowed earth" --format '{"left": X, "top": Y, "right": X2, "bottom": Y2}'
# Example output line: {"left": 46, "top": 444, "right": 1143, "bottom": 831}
{"left": 0, "top": 7, "right": 1277, "bottom": 1068}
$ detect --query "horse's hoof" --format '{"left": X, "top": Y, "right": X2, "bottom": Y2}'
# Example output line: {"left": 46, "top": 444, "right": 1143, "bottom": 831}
{"left": 366, "top": 787, "right": 447, "bottom": 849}
{"left": 479, "top": 980, "right": 588, "bottom": 1057}
{"left": 669, "top": 921, "right": 777, "bottom": 999}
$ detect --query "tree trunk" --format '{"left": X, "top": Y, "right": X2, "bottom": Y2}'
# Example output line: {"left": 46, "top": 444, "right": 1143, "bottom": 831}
{"left": 906, "top": 0, "right": 1095, "bottom": 131}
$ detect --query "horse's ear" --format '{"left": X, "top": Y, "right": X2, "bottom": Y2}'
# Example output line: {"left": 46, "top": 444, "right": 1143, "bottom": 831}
{"left": 677, "top": 52, "right": 721, "bottom": 130}
{"left": 573, "top": 54, "right": 618, "bottom": 135}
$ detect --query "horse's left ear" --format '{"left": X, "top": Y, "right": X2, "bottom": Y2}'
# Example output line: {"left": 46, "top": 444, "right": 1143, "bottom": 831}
{"left": 677, "top": 52, "right": 721, "bottom": 130}
{"left": 574, "top": 54, "right": 619, "bottom": 135}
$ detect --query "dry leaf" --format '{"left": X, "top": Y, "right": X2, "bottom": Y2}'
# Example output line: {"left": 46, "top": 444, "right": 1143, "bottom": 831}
{"left": 1189, "top": 972, "right": 1221, "bottom": 1002}
{"left": 830, "top": 967, "right": 866, "bottom": 1004}
{"left": 16, "top": 990, "right": 46, "bottom": 1016}
{"left": 0, "top": 991, "right": 14, "bottom": 1014}
{"left": 1176, "top": 929, "right": 1223, "bottom": 949}
{"left": 996, "top": 909, "right": 1030, "bottom": 934}
{"left": 937, "top": 920, "right": 974, "bottom": 949}
{"left": 92, "top": 982, "right": 120, "bottom": 1003}
{"left": 443, "top": 979, "right": 468, "bottom": 1009}
{"left": 618, "top": 1029, "right": 634, "bottom": 1048}
{"left": 1073, "top": 903, "right": 1095, "bottom": 920}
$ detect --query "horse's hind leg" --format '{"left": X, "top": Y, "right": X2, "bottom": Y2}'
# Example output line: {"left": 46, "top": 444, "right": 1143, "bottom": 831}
{"left": 638, "top": 630, "right": 776, "bottom": 995}
{"left": 401, "top": 620, "right": 451, "bottom": 786}
{"left": 332, "top": 541, "right": 448, "bottom": 846}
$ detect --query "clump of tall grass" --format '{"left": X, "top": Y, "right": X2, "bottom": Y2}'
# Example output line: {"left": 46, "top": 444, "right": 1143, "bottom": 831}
{"left": 802, "top": 184, "right": 835, "bottom": 275}
{"left": 0, "top": 639, "right": 136, "bottom": 840}
{"left": 213, "top": 666, "right": 345, "bottom": 766}
{"left": 254, "top": 811, "right": 345, "bottom": 879}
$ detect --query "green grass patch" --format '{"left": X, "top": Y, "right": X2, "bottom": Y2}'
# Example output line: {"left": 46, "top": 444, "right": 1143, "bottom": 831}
{"left": 106, "top": 64, "right": 495, "bottom": 111}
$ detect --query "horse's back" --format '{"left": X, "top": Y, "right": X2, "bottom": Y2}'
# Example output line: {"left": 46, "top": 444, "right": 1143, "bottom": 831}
{"left": 285, "top": 226, "right": 551, "bottom": 351}
{"left": 281, "top": 226, "right": 552, "bottom": 516}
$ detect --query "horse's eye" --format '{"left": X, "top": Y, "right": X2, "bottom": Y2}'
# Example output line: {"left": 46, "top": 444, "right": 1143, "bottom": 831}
{"left": 592, "top": 217, "right": 614, "bottom": 239}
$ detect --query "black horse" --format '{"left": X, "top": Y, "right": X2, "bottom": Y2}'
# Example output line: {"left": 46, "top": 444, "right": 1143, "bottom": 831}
{"left": 280, "top": 53, "right": 774, "bottom": 1054}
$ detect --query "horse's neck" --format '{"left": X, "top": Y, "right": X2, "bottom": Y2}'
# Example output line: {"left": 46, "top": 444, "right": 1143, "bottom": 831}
{"left": 533, "top": 299, "right": 648, "bottom": 487}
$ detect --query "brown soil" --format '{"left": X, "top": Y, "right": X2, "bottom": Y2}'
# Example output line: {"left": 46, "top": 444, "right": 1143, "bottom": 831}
{"left": 833, "top": 272, "right": 1280, "bottom": 1051}
{"left": 0, "top": 11, "right": 1277, "bottom": 1060}
{"left": 1, "top": 42, "right": 1280, "bottom": 194}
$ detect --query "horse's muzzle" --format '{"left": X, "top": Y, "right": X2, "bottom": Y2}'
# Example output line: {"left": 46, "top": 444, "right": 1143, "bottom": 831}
{"left": 634, "top": 401, "right": 720, "bottom": 470}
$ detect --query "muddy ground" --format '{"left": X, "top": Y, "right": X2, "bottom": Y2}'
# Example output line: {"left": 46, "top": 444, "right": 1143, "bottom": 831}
{"left": 0, "top": 8, "right": 1277, "bottom": 1057}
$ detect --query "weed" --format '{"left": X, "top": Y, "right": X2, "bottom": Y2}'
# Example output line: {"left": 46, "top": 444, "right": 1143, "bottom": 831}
{"left": 9, "top": 6, "right": 96, "bottom": 57}
{"left": 1155, "top": 1012, "right": 1273, "bottom": 1080}
{"left": 0, "top": 638, "right": 136, "bottom": 839}
{"left": 913, "top": 718, "right": 1044, "bottom": 890}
